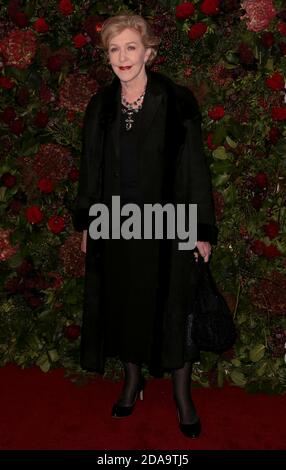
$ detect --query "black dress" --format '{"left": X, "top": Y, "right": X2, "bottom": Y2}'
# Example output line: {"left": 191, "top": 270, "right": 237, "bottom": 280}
{"left": 102, "top": 100, "right": 200, "bottom": 370}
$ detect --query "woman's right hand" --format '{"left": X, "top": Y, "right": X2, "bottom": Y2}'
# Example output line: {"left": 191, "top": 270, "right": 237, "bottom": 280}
{"left": 81, "top": 230, "right": 87, "bottom": 253}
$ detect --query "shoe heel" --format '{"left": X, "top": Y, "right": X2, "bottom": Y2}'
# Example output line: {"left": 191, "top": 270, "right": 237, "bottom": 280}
{"left": 139, "top": 376, "right": 145, "bottom": 401}
{"left": 174, "top": 400, "right": 201, "bottom": 439}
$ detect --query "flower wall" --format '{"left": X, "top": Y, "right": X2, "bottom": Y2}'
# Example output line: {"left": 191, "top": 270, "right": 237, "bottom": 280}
{"left": 0, "top": 0, "right": 286, "bottom": 392}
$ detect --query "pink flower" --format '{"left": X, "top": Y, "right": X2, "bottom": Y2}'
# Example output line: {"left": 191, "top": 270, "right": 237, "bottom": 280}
{"left": 0, "top": 229, "right": 18, "bottom": 262}
{"left": 0, "top": 29, "right": 37, "bottom": 69}
{"left": 240, "top": 0, "right": 277, "bottom": 32}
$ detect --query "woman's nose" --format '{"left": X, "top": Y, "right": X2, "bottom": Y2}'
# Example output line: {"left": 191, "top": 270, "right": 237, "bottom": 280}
{"left": 119, "top": 49, "right": 127, "bottom": 62}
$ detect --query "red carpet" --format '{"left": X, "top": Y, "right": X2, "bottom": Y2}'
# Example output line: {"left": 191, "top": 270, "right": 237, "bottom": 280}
{"left": 0, "top": 364, "right": 285, "bottom": 450}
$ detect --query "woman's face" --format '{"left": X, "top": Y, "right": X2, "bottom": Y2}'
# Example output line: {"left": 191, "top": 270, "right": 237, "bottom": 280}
{"left": 107, "top": 28, "right": 152, "bottom": 83}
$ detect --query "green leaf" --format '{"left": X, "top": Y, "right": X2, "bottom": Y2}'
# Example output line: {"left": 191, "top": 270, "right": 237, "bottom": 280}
{"left": 230, "top": 370, "right": 247, "bottom": 386}
{"left": 265, "top": 58, "right": 274, "bottom": 71}
{"left": 48, "top": 349, "right": 60, "bottom": 362}
{"left": 226, "top": 136, "right": 238, "bottom": 149}
{"left": 20, "top": 139, "right": 40, "bottom": 157}
{"left": 210, "top": 159, "right": 233, "bottom": 174}
{"left": 249, "top": 344, "right": 266, "bottom": 362}
{"left": 0, "top": 187, "right": 6, "bottom": 202}
{"left": 212, "top": 125, "right": 227, "bottom": 145}
{"left": 223, "top": 185, "right": 237, "bottom": 204}
{"left": 213, "top": 146, "right": 229, "bottom": 160}
{"left": 212, "top": 173, "right": 230, "bottom": 186}
{"left": 36, "top": 353, "right": 51, "bottom": 373}
{"left": 231, "top": 358, "right": 241, "bottom": 366}
{"left": 256, "top": 361, "right": 268, "bottom": 377}
{"left": 225, "top": 50, "right": 240, "bottom": 65}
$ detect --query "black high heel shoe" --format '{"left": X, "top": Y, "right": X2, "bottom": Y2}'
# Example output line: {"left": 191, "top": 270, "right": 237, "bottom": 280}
{"left": 111, "top": 376, "right": 146, "bottom": 418}
{"left": 173, "top": 396, "right": 201, "bottom": 438}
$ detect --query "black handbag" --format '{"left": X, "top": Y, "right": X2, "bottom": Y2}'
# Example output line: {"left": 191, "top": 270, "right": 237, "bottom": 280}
{"left": 188, "top": 256, "right": 237, "bottom": 353}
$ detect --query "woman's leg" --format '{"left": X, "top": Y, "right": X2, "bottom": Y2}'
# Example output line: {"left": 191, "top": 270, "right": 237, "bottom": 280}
{"left": 116, "top": 360, "right": 142, "bottom": 406}
{"left": 171, "top": 360, "right": 199, "bottom": 424}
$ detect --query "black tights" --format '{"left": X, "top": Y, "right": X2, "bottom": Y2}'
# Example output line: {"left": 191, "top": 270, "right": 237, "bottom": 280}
{"left": 171, "top": 361, "right": 198, "bottom": 424}
{"left": 117, "top": 359, "right": 198, "bottom": 423}
{"left": 117, "top": 360, "right": 142, "bottom": 406}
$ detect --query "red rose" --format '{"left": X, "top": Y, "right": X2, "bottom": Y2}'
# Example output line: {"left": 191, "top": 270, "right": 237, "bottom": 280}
{"left": 254, "top": 172, "right": 268, "bottom": 188}
{"left": 207, "top": 133, "right": 218, "bottom": 150}
{"left": 73, "top": 33, "right": 88, "bottom": 48}
{"left": 188, "top": 22, "right": 208, "bottom": 40}
{"left": 9, "top": 118, "right": 24, "bottom": 135}
{"left": 1, "top": 172, "right": 17, "bottom": 188}
{"left": 251, "top": 240, "right": 266, "bottom": 256}
{"left": 271, "top": 107, "right": 286, "bottom": 121}
{"left": 277, "top": 21, "right": 286, "bottom": 37}
{"left": 175, "top": 2, "right": 195, "bottom": 20}
{"left": 261, "top": 32, "right": 275, "bottom": 48}
{"left": 266, "top": 72, "right": 285, "bottom": 91}
{"left": 47, "top": 55, "right": 63, "bottom": 72}
{"left": 64, "top": 324, "right": 81, "bottom": 341}
{"left": 34, "top": 18, "right": 49, "bottom": 33}
{"left": 48, "top": 215, "right": 65, "bottom": 234}
{"left": 59, "top": 0, "right": 74, "bottom": 16}
{"left": 34, "top": 110, "right": 49, "bottom": 128}
{"left": 68, "top": 167, "right": 79, "bottom": 182}
{"left": 208, "top": 105, "right": 225, "bottom": 120}
{"left": 13, "top": 11, "right": 29, "bottom": 28}
{"left": 200, "top": 0, "right": 220, "bottom": 16}
{"left": 263, "top": 220, "right": 280, "bottom": 240}
{"left": 0, "top": 77, "right": 14, "bottom": 89}
{"left": 1, "top": 106, "right": 16, "bottom": 124}
{"left": 263, "top": 244, "right": 282, "bottom": 259}
{"left": 38, "top": 178, "right": 53, "bottom": 193}
{"left": 26, "top": 205, "right": 44, "bottom": 224}
{"left": 279, "top": 42, "right": 286, "bottom": 56}
{"left": 268, "top": 127, "right": 280, "bottom": 144}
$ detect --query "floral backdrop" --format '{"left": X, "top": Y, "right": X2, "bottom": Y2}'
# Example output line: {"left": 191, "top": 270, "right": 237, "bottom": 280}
{"left": 0, "top": 0, "right": 286, "bottom": 392}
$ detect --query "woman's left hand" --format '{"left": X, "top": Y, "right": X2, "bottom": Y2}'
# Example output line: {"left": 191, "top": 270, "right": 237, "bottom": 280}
{"left": 193, "top": 241, "right": 212, "bottom": 263}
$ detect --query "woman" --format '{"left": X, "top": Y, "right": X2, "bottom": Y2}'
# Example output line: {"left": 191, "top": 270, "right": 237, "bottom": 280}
{"left": 73, "top": 14, "right": 218, "bottom": 438}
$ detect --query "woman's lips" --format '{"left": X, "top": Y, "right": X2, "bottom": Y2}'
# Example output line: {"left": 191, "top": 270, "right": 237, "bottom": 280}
{"left": 119, "top": 66, "right": 132, "bottom": 70}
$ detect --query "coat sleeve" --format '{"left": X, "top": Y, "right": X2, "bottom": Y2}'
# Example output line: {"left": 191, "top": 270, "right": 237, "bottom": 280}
{"left": 183, "top": 93, "right": 218, "bottom": 245}
{"left": 72, "top": 94, "right": 99, "bottom": 232}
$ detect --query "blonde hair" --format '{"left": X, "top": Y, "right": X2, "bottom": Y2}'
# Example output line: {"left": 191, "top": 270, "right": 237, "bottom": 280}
{"left": 100, "top": 14, "right": 161, "bottom": 67}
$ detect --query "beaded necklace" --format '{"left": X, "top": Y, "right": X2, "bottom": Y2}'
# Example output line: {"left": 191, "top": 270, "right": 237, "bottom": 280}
{"left": 121, "top": 86, "right": 146, "bottom": 131}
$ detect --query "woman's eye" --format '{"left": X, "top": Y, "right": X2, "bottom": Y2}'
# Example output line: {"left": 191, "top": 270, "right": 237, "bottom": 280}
{"left": 109, "top": 46, "right": 135, "bottom": 53}
{"left": 128, "top": 46, "right": 135, "bottom": 50}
